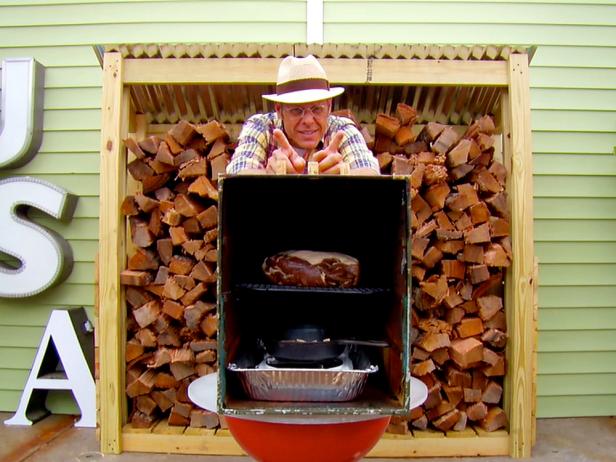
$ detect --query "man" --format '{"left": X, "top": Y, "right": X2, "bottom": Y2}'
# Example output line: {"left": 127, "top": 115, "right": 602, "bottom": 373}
{"left": 226, "top": 55, "right": 380, "bottom": 175}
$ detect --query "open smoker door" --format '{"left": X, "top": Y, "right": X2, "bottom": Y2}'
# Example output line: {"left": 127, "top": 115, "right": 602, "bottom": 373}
{"left": 217, "top": 175, "right": 412, "bottom": 417}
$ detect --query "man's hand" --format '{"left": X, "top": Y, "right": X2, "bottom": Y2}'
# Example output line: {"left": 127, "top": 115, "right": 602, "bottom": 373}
{"left": 312, "top": 131, "right": 345, "bottom": 174}
{"left": 266, "top": 129, "right": 306, "bottom": 174}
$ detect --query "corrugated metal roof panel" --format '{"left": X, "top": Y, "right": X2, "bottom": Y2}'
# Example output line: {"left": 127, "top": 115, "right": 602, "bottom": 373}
{"left": 97, "top": 42, "right": 535, "bottom": 61}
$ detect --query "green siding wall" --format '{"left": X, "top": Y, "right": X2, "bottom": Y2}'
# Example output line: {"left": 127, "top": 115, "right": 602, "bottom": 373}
{"left": 0, "top": 0, "right": 615, "bottom": 418}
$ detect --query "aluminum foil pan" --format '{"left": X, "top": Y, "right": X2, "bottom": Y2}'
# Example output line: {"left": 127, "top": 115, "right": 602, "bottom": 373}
{"left": 228, "top": 360, "right": 378, "bottom": 402}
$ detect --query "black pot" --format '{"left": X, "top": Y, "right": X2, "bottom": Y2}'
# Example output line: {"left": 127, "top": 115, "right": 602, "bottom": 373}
{"left": 263, "top": 325, "right": 388, "bottom": 362}
{"left": 268, "top": 339, "right": 347, "bottom": 362}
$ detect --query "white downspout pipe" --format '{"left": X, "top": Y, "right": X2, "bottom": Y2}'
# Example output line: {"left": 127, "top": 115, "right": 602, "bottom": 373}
{"left": 306, "top": 0, "right": 324, "bottom": 44}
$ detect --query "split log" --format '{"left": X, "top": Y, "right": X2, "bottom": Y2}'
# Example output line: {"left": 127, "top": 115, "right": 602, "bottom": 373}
{"left": 207, "top": 138, "right": 228, "bottom": 160}
{"left": 151, "top": 390, "right": 175, "bottom": 412}
{"left": 480, "top": 407, "right": 507, "bottom": 431}
{"left": 423, "top": 122, "right": 445, "bottom": 140}
{"left": 387, "top": 418, "right": 410, "bottom": 435}
{"left": 169, "top": 120, "right": 198, "bottom": 146}
{"left": 175, "top": 194, "right": 205, "bottom": 217}
{"left": 162, "top": 300, "right": 184, "bottom": 320}
{"left": 447, "top": 139, "right": 471, "bottom": 167}
{"left": 197, "top": 120, "right": 228, "bottom": 143}
{"left": 126, "top": 339, "right": 144, "bottom": 362}
{"left": 130, "top": 411, "right": 155, "bottom": 428}
{"left": 210, "top": 153, "right": 230, "bottom": 181}
{"left": 130, "top": 217, "right": 155, "bottom": 247}
{"left": 377, "top": 152, "right": 393, "bottom": 171}
{"left": 125, "top": 137, "right": 147, "bottom": 159}
{"left": 143, "top": 174, "right": 171, "bottom": 194}
{"left": 120, "top": 270, "right": 152, "bottom": 287}
{"left": 133, "top": 300, "right": 161, "bottom": 328}
{"left": 185, "top": 301, "right": 216, "bottom": 330}
{"left": 188, "top": 176, "right": 219, "bottom": 200}
{"left": 464, "top": 388, "right": 482, "bottom": 403}
{"left": 179, "top": 157, "right": 208, "bottom": 179}
{"left": 467, "top": 402, "right": 488, "bottom": 421}
{"left": 126, "top": 370, "right": 156, "bottom": 398}
{"left": 468, "top": 264, "right": 490, "bottom": 284}
{"left": 478, "top": 295, "right": 503, "bottom": 321}
{"left": 482, "top": 381, "right": 503, "bottom": 404}
{"left": 174, "top": 148, "right": 199, "bottom": 167}
{"left": 375, "top": 113, "right": 401, "bottom": 138}
{"left": 169, "top": 226, "right": 188, "bottom": 246}
{"left": 121, "top": 196, "right": 139, "bottom": 216}
{"left": 456, "top": 317, "right": 484, "bottom": 338}
{"left": 482, "top": 328, "right": 508, "bottom": 349}
{"left": 155, "top": 141, "right": 175, "bottom": 166}
{"left": 432, "top": 127, "right": 459, "bottom": 155}
{"left": 190, "top": 261, "right": 217, "bottom": 283}
{"left": 196, "top": 205, "right": 218, "bottom": 229}
{"left": 190, "top": 339, "right": 217, "bottom": 352}
{"left": 138, "top": 135, "right": 161, "bottom": 155}
{"left": 449, "top": 337, "right": 483, "bottom": 369}
{"left": 394, "top": 126, "right": 415, "bottom": 146}
{"left": 190, "top": 409, "right": 219, "bottom": 428}
{"left": 396, "top": 103, "right": 417, "bottom": 126}
{"left": 417, "top": 333, "right": 450, "bottom": 352}
{"left": 433, "top": 409, "right": 460, "bottom": 432}
{"left": 169, "top": 402, "right": 192, "bottom": 426}
{"left": 136, "top": 395, "right": 158, "bottom": 416}
{"left": 391, "top": 156, "right": 412, "bottom": 175}
{"left": 200, "top": 314, "right": 218, "bottom": 337}
{"left": 128, "top": 159, "right": 154, "bottom": 181}
{"left": 128, "top": 248, "right": 159, "bottom": 271}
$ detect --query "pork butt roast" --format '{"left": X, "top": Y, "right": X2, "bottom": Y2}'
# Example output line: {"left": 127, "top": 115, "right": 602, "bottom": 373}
{"left": 262, "top": 250, "right": 360, "bottom": 288}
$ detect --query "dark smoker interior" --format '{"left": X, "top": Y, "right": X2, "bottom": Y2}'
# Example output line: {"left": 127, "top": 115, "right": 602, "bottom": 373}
{"left": 218, "top": 175, "right": 412, "bottom": 414}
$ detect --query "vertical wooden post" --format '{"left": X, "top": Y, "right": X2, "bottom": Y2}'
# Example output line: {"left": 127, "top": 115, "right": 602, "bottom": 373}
{"left": 499, "top": 85, "right": 513, "bottom": 432}
{"left": 505, "top": 53, "right": 535, "bottom": 458}
{"left": 98, "top": 52, "right": 129, "bottom": 454}
{"left": 532, "top": 257, "right": 539, "bottom": 447}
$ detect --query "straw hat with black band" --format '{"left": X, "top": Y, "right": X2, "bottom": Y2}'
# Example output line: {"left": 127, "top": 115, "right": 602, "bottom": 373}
{"left": 262, "top": 55, "right": 344, "bottom": 105}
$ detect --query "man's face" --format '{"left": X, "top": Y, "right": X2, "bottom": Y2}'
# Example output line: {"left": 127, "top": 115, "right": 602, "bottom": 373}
{"left": 276, "top": 100, "right": 331, "bottom": 150}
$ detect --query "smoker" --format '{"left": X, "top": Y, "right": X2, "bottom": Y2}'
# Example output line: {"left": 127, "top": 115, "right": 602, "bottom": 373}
{"left": 217, "top": 175, "right": 412, "bottom": 417}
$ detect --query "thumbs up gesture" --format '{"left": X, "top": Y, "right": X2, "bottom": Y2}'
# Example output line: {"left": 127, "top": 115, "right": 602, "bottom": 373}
{"left": 266, "top": 129, "right": 306, "bottom": 174}
{"left": 311, "top": 131, "right": 345, "bottom": 174}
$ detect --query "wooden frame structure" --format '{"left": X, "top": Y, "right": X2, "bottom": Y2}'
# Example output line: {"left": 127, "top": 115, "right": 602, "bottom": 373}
{"left": 98, "top": 44, "right": 535, "bottom": 458}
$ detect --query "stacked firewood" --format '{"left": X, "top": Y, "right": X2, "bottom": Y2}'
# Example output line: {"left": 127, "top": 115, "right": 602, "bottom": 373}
{"left": 119, "top": 107, "right": 509, "bottom": 433}
{"left": 374, "top": 104, "right": 510, "bottom": 433}
{"left": 119, "top": 119, "right": 231, "bottom": 428}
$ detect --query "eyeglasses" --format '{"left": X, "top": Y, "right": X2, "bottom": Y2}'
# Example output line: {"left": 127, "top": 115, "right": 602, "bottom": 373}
{"left": 283, "top": 103, "right": 329, "bottom": 119}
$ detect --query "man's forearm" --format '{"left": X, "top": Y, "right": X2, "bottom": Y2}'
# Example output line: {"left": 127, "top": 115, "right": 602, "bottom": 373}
{"left": 236, "top": 168, "right": 267, "bottom": 175}
{"left": 350, "top": 167, "right": 380, "bottom": 176}
{"left": 233, "top": 166, "right": 378, "bottom": 175}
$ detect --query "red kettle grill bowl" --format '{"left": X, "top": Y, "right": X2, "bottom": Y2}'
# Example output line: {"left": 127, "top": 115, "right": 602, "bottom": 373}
{"left": 225, "top": 415, "right": 391, "bottom": 462}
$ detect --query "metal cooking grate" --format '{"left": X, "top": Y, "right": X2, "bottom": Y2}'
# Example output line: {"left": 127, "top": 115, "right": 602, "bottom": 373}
{"left": 235, "top": 283, "right": 389, "bottom": 295}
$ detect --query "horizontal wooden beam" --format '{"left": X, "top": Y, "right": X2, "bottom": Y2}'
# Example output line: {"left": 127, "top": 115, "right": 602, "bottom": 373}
{"left": 122, "top": 57, "right": 506, "bottom": 86}
{"left": 123, "top": 431, "right": 244, "bottom": 456}
{"left": 124, "top": 58, "right": 280, "bottom": 84}
{"left": 369, "top": 433, "right": 509, "bottom": 457}
{"left": 370, "top": 60, "right": 508, "bottom": 86}
{"left": 123, "top": 58, "right": 367, "bottom": 85}
{"left": 122, "top": 430, "right": 509, "bottom": 457}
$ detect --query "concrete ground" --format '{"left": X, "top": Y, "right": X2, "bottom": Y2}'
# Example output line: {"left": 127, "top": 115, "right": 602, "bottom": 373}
{"left": 1, "top": 413, "right": 614, "bottom": 462}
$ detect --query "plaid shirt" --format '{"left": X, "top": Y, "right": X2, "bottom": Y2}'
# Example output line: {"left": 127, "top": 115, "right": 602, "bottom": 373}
{"left": 226, "top": 112, "right": 379, "bottom": 174}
